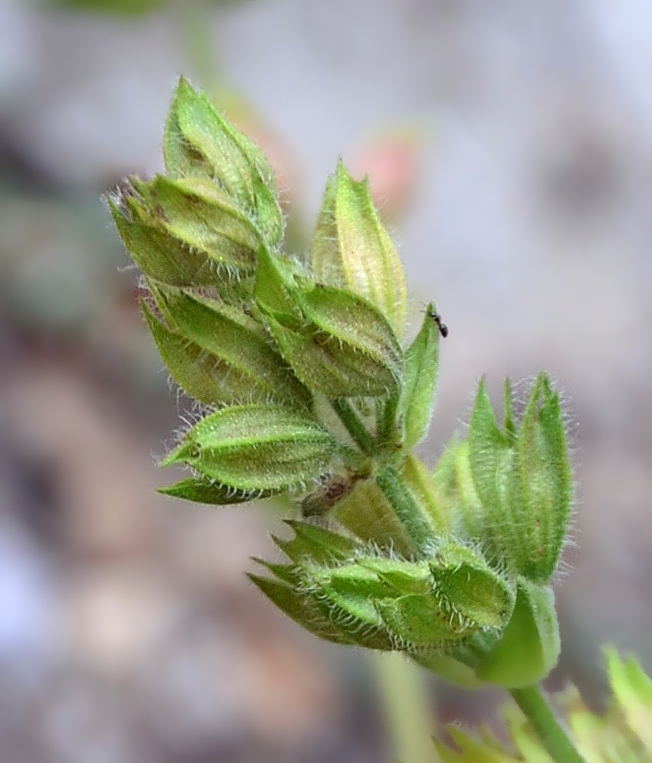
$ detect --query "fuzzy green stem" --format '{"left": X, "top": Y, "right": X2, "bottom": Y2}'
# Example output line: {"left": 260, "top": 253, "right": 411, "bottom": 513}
{"left": 374, "top": 652, "right": 440, "bottom": 763}
{"left": 375, "top": 465, "right": 435, "bottom": 550}
{"left": 510, "top": 685, "right": 587, "bottom": 763}
{"left": 331, "top": 398, "right": 376, "bottom": 455}
{"left": 334, "top": 443, "right": 370, "bottom": 473}
{"left": 377, "top": 391, "right": 400, "bottom": 447}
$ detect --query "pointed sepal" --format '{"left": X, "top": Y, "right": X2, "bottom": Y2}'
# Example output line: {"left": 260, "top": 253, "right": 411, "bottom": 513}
{"left": 158, "top": 477, "right": 278, "bottom": 505}
{"left": 248, "top": 573, "right": 356, "bottom": 645}
{"left": 397, "top": 304, "right": 441, "bottom": 448}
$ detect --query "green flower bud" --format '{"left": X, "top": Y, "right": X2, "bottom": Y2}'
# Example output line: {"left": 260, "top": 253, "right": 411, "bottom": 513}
{"left": 266, "top": 525, "right": 394, "bottom": 650}
{"left": 161, "top": 404, "right": 338, "bottom": 492}
{"left": 264, "top": 314, "right": 401, "bottom": 399}
{"left": 141, "top": 300, "right": 233, "bottom": 406}
{"left": 428, "top": 543, "right": 515, "bottom": 632}
{"left": 468, "top": 374, "right": 573, "bottom": 583}
{"left": 306, "top": 545, "right": 509, "bottom": 650}
{"left": 110, "top": 194, "right": 222, "bottom": 289}
{"left": 510, "top": 375, "right": 574, "bottom": 582}
{"left": 296, "top": 284, "right": 402, "bottom": 384}
{"left": 146, "top": 288, "right": 310, "bottom": 408}
{"left": 311, "top": 161, "right": 407, "bottom": 336}
{"left": 164, "top": 78, "right": 284, "bottom": 250}
{"left": 259, "top": 521, "right": 515, "bottom": 656}
{"left": 257, "top": 254, "right": 403, "bottom": 398}
{"left": 130, "top": 175, "right": 262, "bottom": 272}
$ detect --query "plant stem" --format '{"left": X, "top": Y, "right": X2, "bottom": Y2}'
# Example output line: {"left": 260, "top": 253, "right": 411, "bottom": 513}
{"left": 374, "top": 652, "right": 440, "bottom": 763}
{"left": 376, "top": 391, "right": 400, "bottom": 447}
{"left": 331, "top": 398, "right": 376, "bottom": 454}
{"left": 375, "top": 465, "right": 435, "bottom": 549}
{"left": 510, "top": 685, "right": 587, "bottom": 763}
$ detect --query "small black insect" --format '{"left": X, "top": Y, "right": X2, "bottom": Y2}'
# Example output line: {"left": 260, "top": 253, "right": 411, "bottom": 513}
{"left": 427, "top": 306, "right": 448, "bottom": 338}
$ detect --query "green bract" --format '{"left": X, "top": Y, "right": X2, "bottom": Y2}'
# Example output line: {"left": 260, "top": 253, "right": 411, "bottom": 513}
{"left": 111, "top": 77, "right": 576, "bottom": 694}
{"left": 397, "top": 304, "right": 441, "bottom": 449}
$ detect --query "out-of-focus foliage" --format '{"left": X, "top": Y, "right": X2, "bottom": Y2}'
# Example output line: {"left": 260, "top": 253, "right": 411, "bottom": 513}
{"left": 0, "top": 192, "right": 124, "bottom": 333}
{"left": 435, "top": 650, "right": 652, "bottom": 763}
{"left": 50, "top": 0, "right": 167, "bottom": 14}
{"left": 47, "top": 0, "right": 241, "bottom": 15}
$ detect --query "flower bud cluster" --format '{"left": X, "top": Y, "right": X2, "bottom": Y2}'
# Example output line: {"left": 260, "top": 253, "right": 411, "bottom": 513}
{"left": 112, "top": 79, "right": 575, "bottom": 689}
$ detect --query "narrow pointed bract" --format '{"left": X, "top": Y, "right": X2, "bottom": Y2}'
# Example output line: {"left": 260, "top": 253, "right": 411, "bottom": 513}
{"left": 397, "top": 304, "right": 441, "bottom": 448}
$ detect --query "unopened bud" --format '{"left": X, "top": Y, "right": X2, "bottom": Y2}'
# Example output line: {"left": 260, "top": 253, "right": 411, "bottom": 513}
{"left": 164, "top": 77, "right": 284, "bottom": 250}
{"left": 161, "top": 404, "right": 337, "bottom": 492}
{"left": 468, "top": 375, "right": 573, "bottom": 583}
{"left": 311, "top": 161, "right": 407, "bottom": 336}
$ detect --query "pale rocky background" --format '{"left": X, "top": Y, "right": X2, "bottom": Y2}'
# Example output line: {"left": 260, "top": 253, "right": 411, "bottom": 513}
{"left": 1, "top": 1, "right": 652, "bottom": 761}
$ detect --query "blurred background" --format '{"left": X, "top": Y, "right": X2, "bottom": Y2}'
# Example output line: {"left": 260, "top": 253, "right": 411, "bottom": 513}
{"left": 1, "top": 1, "right": 652, "bottom": 761}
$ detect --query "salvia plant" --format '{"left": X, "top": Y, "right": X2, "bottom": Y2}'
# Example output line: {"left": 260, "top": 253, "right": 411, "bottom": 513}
{"left": 109, "top": 78, "right": 651, "bottom": 763}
